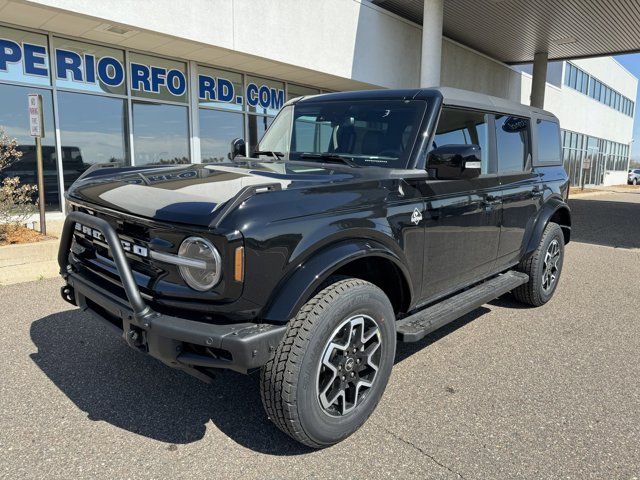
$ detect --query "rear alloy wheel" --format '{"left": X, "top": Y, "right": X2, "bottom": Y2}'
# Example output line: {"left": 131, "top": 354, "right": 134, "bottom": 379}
{"left": 634, "top": 178, "right": 638, "bottom": 185}
{"left": 513, "top": 222, "right": 565, "bottom": 306}
{"left": 260, "top": 278, "right": 396, "bottom": 448}
{"left": 541, "top": 239, "right": 561, "bottom": 295}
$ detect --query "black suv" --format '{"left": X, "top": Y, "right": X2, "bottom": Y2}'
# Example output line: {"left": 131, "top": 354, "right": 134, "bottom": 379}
{"left": 59, "top": 87, "right": 571, "bottom": 448}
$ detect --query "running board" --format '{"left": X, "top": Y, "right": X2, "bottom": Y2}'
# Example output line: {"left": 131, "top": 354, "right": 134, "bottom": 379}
{"left": 396, "top": 271, "right": 529, "bottom": 342}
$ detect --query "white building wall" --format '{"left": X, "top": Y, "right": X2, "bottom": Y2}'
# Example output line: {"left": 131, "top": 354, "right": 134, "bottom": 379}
{"left": 21, "top": 0, "right": 423, "bottom": 89}
{"left": 440, "top": 39, "right": 523, "bottom": 101}
{"left": 517, "top": 59, "right": 636, "bottom": 146}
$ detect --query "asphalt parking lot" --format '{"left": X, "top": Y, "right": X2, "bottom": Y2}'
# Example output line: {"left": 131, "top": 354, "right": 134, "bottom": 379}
{"left": 1, "top": 190, "right": 639, "bottom": 479}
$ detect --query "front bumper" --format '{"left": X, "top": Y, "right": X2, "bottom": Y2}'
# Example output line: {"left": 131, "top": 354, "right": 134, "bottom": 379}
{"left": 59, "top": 212, "right": 285, "bottom": 377}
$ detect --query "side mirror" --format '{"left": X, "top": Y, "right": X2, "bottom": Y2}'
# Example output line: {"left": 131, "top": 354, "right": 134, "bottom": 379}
{"left": 427, "top": 144, "right": 482, "bottom": 180}
{"left": 228, "top": 138, "right": 247, "bottom": 160}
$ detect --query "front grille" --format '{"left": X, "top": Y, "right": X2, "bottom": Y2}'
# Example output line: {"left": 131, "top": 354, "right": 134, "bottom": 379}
{"left": 70, "top": 209, "right": 164, "bottom": 299}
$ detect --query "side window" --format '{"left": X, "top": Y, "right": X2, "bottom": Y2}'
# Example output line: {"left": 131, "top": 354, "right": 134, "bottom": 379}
{"left": 495, "top": 115, "right": 531, "bottom": 173}
{"left": 432, "top": 108, "right": 490, "bottom": 174}
{"left": 536, "top": 119, "right": 562, "bottom": 165}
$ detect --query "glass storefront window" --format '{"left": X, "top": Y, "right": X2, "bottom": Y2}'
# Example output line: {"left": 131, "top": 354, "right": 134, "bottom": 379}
{"left": 198, "top": 66, "right": 243, "bottom": 112}
{"left": 53, "top": 37, "right": 126, "bottom": 95}
{"left": 246, "top": 75, "right": 285, "bottom": 116}
{"left": 287, "top": 83, "right": 320, "bottom": 102}
{"left": 199, "top": 109, "right": 244, "bottom": 163}
{"left": 247, "top": 114, "right": 273, "bottom": 151}
{"left": 0, "top": 26, "right": 50, "bottom": 86}
{"left": 132, "top": 102, "right": 189, "bottom": 165}
{"left": 0, "top": 84, "right": 59, "bottom": 210}
{"left": 57, "top": 92, "right": 128, "bottom": 188}
{"left": 129, "top": 53, "right": 188, "bottom": 103}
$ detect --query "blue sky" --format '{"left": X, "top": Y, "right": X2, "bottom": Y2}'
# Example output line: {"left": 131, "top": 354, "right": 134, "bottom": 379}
{"left": 614, "top": 53, "right": 640, "bottom": 160}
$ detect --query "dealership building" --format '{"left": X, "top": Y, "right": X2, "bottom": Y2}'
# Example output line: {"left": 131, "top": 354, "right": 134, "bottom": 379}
{"left": 0, "top": 0, "right": 638, "bottom": 212}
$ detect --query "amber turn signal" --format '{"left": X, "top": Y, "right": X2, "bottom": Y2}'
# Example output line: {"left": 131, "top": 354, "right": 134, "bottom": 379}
{"left": 234, "top": 246, "right": 244, "bottom": 282}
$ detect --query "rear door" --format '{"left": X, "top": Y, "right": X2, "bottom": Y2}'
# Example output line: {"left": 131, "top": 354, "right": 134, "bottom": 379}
{"left": 494, "top": 114, "right": 542, "bottom": 268}
{"left": 418, "top": 107, "right": 502, "bottom": 302}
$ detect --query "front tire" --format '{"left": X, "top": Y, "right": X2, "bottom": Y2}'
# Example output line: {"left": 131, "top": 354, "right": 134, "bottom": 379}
{"left": 513, "top": 222, "right": 565, "bottom": 307}
{"left": 260, "top": 278, "right": 396, "bottom": 448}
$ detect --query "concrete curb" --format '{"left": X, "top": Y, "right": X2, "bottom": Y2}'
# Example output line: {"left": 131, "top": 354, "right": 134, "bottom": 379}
{"left": 0, "top": 238, "right": 60, "bottom": 285}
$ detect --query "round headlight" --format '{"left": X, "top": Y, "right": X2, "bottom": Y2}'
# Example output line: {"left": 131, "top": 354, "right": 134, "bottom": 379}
{"left": 178, "top": 236, "right": 222, "bottom": 291}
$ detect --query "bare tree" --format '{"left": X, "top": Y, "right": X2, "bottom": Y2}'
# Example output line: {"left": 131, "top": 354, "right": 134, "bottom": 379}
{"left": 0, "top": 127, "right": 38, "bottom": 241}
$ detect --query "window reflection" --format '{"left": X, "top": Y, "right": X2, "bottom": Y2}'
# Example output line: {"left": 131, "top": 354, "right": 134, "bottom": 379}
{"left": 495, "top": 115, "right": 531, "bottom": 173}
{"left": 0, "top": 84, "right": 59, "bottom": 210}
{"left": 247, "top": 114, "right": 273, "bottom": 151}
{"left": 287, "top": 84, "right": 320, "bottom": 102}
{"left": 0, "top": 26, "right": 50, "bottom": 87}
{"left": 133, "top": 102, "right": 190, "bottom": 165}
{"left": 199, "top": 109, "right": 244, "bottom": 163}
{"left": 57, "top": 92, "right": 128, "bottom": 189}
{"left": 53, "top": 37, "right": 126, "bottom": 95}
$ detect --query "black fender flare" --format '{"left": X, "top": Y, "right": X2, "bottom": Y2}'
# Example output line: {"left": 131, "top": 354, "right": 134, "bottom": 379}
{"left": 523, "top": 197, "right": 571, "bottom": 258}
{"left": 261, "top": 239, "right": 413, "bottom": 323}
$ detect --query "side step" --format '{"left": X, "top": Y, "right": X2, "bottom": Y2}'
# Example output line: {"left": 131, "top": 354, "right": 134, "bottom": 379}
{"left": 396, "top": 271, "right": 529, "bottom": 342}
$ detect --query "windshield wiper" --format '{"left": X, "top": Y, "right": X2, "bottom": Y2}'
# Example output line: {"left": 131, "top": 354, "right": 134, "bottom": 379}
{"left": 253, "top": 150, "right": 285, "bottom": 161}
{"left": 299, "top": 153, "right": 360, "bottom": 167}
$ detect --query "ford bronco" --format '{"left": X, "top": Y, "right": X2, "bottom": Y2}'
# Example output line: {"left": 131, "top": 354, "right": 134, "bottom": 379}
{"left": 59, "top": 87, "right": 571, "bottom": 448}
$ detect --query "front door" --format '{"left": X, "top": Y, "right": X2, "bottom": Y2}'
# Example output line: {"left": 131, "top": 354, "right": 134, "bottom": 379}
{"left": 418, "top": 107, "right": 502, "bottom": 303}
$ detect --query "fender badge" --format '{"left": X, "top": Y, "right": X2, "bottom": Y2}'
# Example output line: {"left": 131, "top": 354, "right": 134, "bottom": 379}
{"left": 411, "top": 208, "right": 423, "bottom": 225}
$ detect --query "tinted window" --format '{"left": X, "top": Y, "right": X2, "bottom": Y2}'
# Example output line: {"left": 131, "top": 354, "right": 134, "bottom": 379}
{"left": 198, "top": 66, "right": 243, "bottom": 112}
{"left": 536, "top": 120, "right": 561, "bottom": 165}
{"left": 129, "top": 53, "right": 188, "bottom": 103}
{"left": 495, "top": 115, "right": 530, "bottom": 173}
{"left": 0, "top": 26, "right": 50, "bottom": 86}
{"left": 199, "top": 108, "right": 244, "bottom": 163}
{"left": 57, "top": 92, "right": 128, "bottom": 188}
{"left": 53, "top": 37, "right": 126, "bottom": 95}
{"left": 132, "top": 102, "right": 189, "bottom": 165}
{"left": 432, "top": 108, "right": 490, "bottom": 174}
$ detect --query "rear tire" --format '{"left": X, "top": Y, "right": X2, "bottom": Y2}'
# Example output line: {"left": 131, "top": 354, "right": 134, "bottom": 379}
{"left": 260, "top": 278, "right": 396, "bottom": 448}
{"left": 513, "top": 222, "right": 565, "bottom": 307}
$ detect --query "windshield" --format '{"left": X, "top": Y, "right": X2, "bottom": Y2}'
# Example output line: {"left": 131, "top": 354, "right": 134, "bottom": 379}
{"left": 258, "top": 99, "right": 427, "bottom": 168}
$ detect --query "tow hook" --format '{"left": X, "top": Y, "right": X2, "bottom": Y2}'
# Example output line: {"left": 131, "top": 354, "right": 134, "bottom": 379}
{"left": 126, "top": 327, "right": 145, "bottom": 349}
{"left": 60, "top": 285, "right": 76, "bottom": 306}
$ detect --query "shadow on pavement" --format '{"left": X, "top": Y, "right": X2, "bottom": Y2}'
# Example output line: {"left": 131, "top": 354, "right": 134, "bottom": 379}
{"left": 395, "top": 306, "right": 490, "bottom": 363}
{"left": 30, "top": 309, "right": 310, "bottom": 455}
{"left": 569, "top": 195, "right": 640, "bottom": 249}
{"left": 30, "top": 304, "right": 495, "bottom": 453}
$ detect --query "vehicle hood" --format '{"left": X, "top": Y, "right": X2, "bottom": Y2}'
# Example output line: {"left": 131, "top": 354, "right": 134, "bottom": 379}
{"left": 66, "top": 161, "right": 372, "bottom": 226}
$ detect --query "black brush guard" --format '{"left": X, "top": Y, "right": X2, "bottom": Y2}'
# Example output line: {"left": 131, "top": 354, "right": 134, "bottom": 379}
{"left": 58, "top": 211, "right": 285, "bottom": 378}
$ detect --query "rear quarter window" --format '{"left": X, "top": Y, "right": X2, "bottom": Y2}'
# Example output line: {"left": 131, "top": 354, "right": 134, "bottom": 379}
{"left": 536, "top": 119, "right": 562, "bottom": 165}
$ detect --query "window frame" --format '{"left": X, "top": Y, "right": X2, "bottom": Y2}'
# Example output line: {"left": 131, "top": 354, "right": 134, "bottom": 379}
{"left": 429, "top": 106, "right": 496, "bottom": 176}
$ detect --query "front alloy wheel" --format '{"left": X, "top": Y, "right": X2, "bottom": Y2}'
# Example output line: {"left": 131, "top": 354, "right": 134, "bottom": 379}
{"left": 317, "top": 315, "right": 382, "bottom": 417}
{"left": 261, "top": 278, "right": 396, "bottom": 448}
